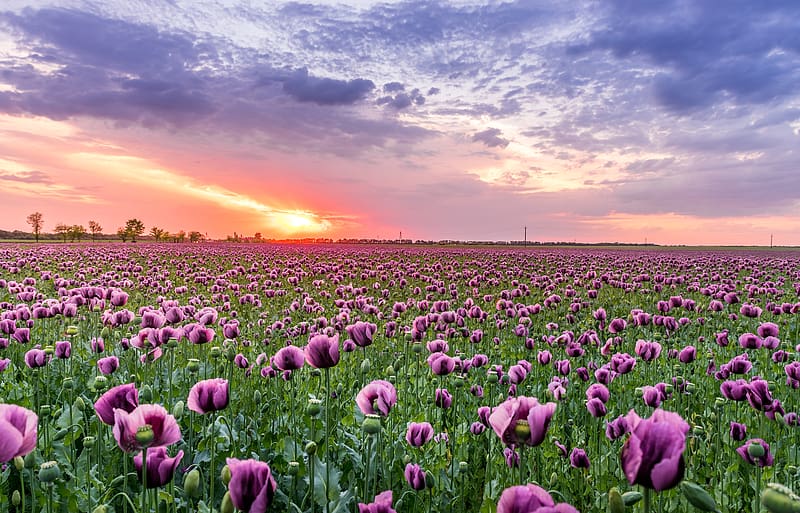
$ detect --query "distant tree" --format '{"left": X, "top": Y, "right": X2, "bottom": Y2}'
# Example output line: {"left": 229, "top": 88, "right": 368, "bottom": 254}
{"left": 54, "top": 223, "right": 70, "bottom": 242}
{"left": 188, "top": 231, "right": 204, "bottom": 243}
{"left": 69, "top": 224, "right": 86, "bottom": 242}
{"left": 124, "top": 218, "right": 145, "bottom": 242}
{"left": 88, "top": 220, "right": 103, "bottom": 241}
{"left": 254, "top": 232, "right": 262, "bottom": 241}
{"left": 117, "top": 227, "right": 128, "bottom": 243}
{"left": 149, "top": 226, "right": 166, "bottom": 242}
{"left": 26, "top": 212, "right": 43, "bottom": 242}
{"left": 175, "top": 230, "right": 186, "bottom": 243}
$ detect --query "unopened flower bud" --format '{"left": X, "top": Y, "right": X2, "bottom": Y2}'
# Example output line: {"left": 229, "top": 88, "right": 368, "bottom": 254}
{"left": 184, "top": 468, "right": 201, "bottom": 498}
{"left": 761, "top": 482, "right": 800, "bottom": 513}
{"left": 459, "top": 461, "right": 468, "bottom": 472}
{"left": 487, "top": 370, "right": 498, "bottom": 384}
{"left": 140, "top": 385, "right": 153, "bottom": 402}
{"left": 93, "top": 375, "right": 108, "bottom": 392}
{"left": 172, "top": 400, "right": 185, "bottom": 420}
{"left": 210, "top": 346, "right": 222, "bottom": 358}
{"left": 680, "top": 481, "right": 719, "bottom": 512}
{"left": 412, "top": 342, "right": 423, "bottom": 353}
{"left": 62, "top": 377, "right": 74, "bottom": 390}
{"left": 221, "top": 491, "right": 234, "bottom": 513}
{"left": 306, "top": 399, "right": 322, "bottom": 417}
{"left": 305, "top": 441, "right": 317, "bottom": 455}
{"left": 360, "top": 358, "right": 371, "bottom": 374}
{"left": 44, "top": 345, "right": 54, "bottom": 356}
{"left": 13, "top": 456, "right": 24, "bottom": 471}
{"left": 12, "top": 490, "right": 20, "bottom": 506}
{"left": 220, "top": 464, "right": 231, "bottom": 486}
{"left": 92, "top": 505, "right": 108, "bottom": 513}
{"left": 608, "top": 487, "right": 625, "bottom": 513}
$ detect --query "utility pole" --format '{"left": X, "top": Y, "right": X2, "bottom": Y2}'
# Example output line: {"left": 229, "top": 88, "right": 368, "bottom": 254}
{"left": 524, "top": 226, "right": 527, "bottom": 246}
{"left": 770, "top": 234, "right": 773, "bottom": 248}
{"left": 400, "top": 231, "right": 402, "bottom": 243}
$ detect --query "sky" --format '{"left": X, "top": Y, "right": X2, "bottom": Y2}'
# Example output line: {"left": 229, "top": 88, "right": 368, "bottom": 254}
{"left": 1, "top": 0, "right": 799, "bottom": 245}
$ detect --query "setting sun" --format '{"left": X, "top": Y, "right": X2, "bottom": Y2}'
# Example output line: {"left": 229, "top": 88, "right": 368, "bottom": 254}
{"left": 272, "top": 210, "right": 330, "bottom": 234}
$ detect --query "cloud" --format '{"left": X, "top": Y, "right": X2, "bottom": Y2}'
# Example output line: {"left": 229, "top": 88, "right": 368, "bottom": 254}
{"left": 472, "top": 128, "right": 509, "bottom": 148}
{"left": 279, "top": 67, "right": 375, "bottom": 106}
{"left": 0, "top": 169, "right": 52, "bottom": 184}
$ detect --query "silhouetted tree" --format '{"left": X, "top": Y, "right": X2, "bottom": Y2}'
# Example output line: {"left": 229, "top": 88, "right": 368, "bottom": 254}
{"left": 88, "top": 220, "right": 103, "bottom": 241}
{"left": 26, "top": 212, "right": 43, "bottom": 242}
{"left": 117, "top": 227, "right": 128, "bottom": 242}
{"left": 188, "top": 231, "right": 204, "bottom": 243}
{"left": 149, "top": 226, "right": 166, "bottom": 242}
{"left": 125, "top": 218, "right": 145, "bottom": 242}
{"left": 69, "top": 224, "right": 86, "bottom": 242}
{"left": 54, "top": 223, "right": 69, "bottom": 242}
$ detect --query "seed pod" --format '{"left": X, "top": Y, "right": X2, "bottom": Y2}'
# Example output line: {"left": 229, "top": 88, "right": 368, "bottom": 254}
{"left": 305, "top": 441, "right": 317, "bottom": 455}
{"left": 362, "top": 414, "right": 382, "bottom": 434}
{"left": 681, "top": 481, "right": 720, "bottom": 512}
{"left": 38, "top": 461, "right": 62, "bottom": 483}
{"left": 761, "top": 483, "right": 800, "bottom": 513}
{"left": 92, "top": 506, "right": 108, "bottom": 513}
{"left": 53, "top": 428, "right": 68, "bottom": 441}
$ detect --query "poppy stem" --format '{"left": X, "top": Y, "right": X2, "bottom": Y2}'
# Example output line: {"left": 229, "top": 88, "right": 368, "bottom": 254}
{"left": 325, "top": 367, "right": 331, "bottom": 513}
{"left": 643, "top": 487, "right": 651, "bottom": 513}
{"left": 141, "top": 448, "right": 148, "bottom": 513}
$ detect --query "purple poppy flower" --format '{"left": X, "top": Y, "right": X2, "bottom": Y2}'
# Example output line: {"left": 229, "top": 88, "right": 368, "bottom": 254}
{"left": 0, "top": 404, "right": 38, "bottom": 462}
{"left": 356, "top": 380, "right": 397, "bottom": 416}
{"left": 0, "top": 358, "right": 9, "bottom": 372}
{"left": 304, "top": 334, "right": 340, "bottom": 369}
{"left": 554, "top": 359, "right": 570, "bottom": 376}
{"left": 730, "top": 421, "right": 747, "bottom": 441}
{"left": 24, "top": 348, "right": 49, "bottom": 368}
{"left": 358, "top": 490, "right": 396, "bottom": 513}
{"left": 508, "top": 364, "right": 528, "bottom": 384}
{"left": 605, "top": 414, "right": 629, "bottom": 441}
{"left": 185, "top": 323, "right": 215, "bottom": 345}
{"left": 587, "top": 397, "right": 608, "bottom": 418}
{"left": 55, "top": 340, "right": 71, "bottom": 359}
{"left": 570, "top": 447, "right": 590, "bottom": 469}
{"left": 678, "top": 346, "right": 696, "bottom": 364}
{"left": 635, "top": 340, "right": 662, "bottom": 361}
{"left": 133, "top": 446, "right": 184, "bottom": 488}
{"left": 346, "top": 321, "right": 377, "bottom": 348}
{"left": 90, "top": 337, "right": 105, "bottom": 353}
{"left": 504, "top": 447, "right": 520, "bottom": 468}
{"left": 537, "top": 350, "right": 552, "bottom": 366}
{"left": 405, "top": 422, "right": 434, "bottom": 447}
{"left": 97, "top": 356, "right": 120, "bottom": 375}
{"left": 757, "top": 322, "right": 779, "bottom": 338}
{"left": 586, "top": 383, "right": 610, "bottom": 403}
{"left": 738, "top": 333, "right": 762, "bottom": 349}
{"left": 470, "top": 422, "right": 486, "bottom": 435}
{"left": 272, "top": 345, "right": 305, "bottom": 371}
{"left": 12, "top": 328, "right": 30, "bottom": 344}
{"left": 496, "top": 484, "right": 579, "bottom": 513}
{"left": 611, "top": 353, "right": 636, "bottom": 374}
{"left": 94, "top": 383, "right": 139, "bottom": 425}
{"left": 226, "top": 458, "right": 277, "bottom": 513}
{"left": 188, "top": 378, "right": 229, "bottom": 414}
{"left": 428, "top": 352, "right": 455, "bottom": 376}
{"left": 620, "top": 409, "right": 689, "bottom": 491}
{"left": 642, "top": 386, "right": 663, "bottom": 408}
{"left": 404, "top": 463, "right": 427, "bottom": 490}
{"left": 435, "top": 388, "right": 452, "bottom": 409}
{"left": 720, "top": 379, "right": 749, "bottom": 401}
{"left": 608, "top": 318, "right": 626, "bottom": 334}
{"left": 736, "top": 439, "right": 774, "bottom": 467}
{"left": 786, "top": 362, "right": 800, "bottom": 388}
{"left": 488, "top": 395, "right": 556, "bottom": 447}
{"left": 112, "top": 404, "right": 181, "bottom": 453}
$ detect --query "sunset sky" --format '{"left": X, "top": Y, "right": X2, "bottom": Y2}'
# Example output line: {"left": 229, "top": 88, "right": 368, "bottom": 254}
{"left": 1, "top": 1, "right": 799, "bottom": 245}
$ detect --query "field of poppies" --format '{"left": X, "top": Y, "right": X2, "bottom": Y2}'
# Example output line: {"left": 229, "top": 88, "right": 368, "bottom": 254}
{"left": 0, "top": 243, "right": 798, "bottom": 513}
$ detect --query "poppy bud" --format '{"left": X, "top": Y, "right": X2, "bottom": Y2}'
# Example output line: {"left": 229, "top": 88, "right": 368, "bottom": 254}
{"left": 140, "top": 385, "right": 153, "bottom": 402}
{"left": 12, "top": 491, "right": 20, "bottom": 506}
{"left": 403, "top": 454, "right": 412, "bottom": 465}
{"left": 184, "top": 469, "right": 201, "bottom": 498}
{"left": 92, "top": 506, "right": 108, "bottom": 513}
{"left": 221, "top": 491, "right": 234, "bottom": 513}
{"left": 310, "top": 368, "right": 321, "bottom": 377}
{"left": 681, "top": 481, "right": 719, "bottom": 512}
{"left": 101, "top": 326, "right": 111, "bottom": 339}
{"left": 254, "top": 390, "right": 262, "bottom": 404}
{"left": 412, "top": 342, "right": 423, "bottom": 353}
{"left": 93, "top": 376, "right": 108, "bottom": 392}
{"left": 360, "top": 358, "right": 371, "bottom": 374}
{"left": 210, "top": 346, "right": 222, "bottom": 358}
{"left": 66, "top": 325, "right": 79, "bottom": 336}
{"left": 426, "top": 471, "right": 435, "bottom": 489}
{"left": 172, "top": 400, "right": 185, "bottom": 420}
{"left": 454, "top": 375, "right": 465, "bottom": 388}
{"left": 487, "top": 370, "right": 498, "bottom": 384}
{"left": 14, "top": 456, "right": 24, "bottom": 471}
{"left": 623, "top": 491, "right": 643, "bottom": 506}
{"left": 459, "top": 461, "right": 468, "bottom": 472}
{"left": 608, "top": 487, "right": 625, "bottom": 513}
{"left": 24, "top": 451, "right": 36, "bottom": 469}
{"left": 40, "top": 405, "right": 51, "bottom": 417}
{"left": 220, "top": 464, "right": 231, "bottom": 486}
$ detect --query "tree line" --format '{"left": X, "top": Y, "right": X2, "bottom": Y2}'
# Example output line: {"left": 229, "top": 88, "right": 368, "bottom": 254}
{"left": 23, "top": 212, "right": 205, "bottom": 243}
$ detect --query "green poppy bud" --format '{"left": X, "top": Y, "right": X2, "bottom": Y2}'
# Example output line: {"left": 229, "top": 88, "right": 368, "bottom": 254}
{"left": 24, "top": 451, "right": 37, "bottom": 469}
{"left": 39, "top": 405, "right": 51, "bottom": 418}
{"left": 459, "top": 461, "right": 468, "bottom": 472}
{"left": 310, "top": 368, "right": 321, "bottom": 377}
{"left": 220, "top": 464, "right": 232, "bottom": 486}
{"left": 388, "top": 375, "right": 396, "bottom": 384}
{"left": 426, "top": 471, "right": 435, "bottom": 489}
{"left": 92, "top": 505, "right": 108, "bottom": 513}
{"left": 362, "top": 414, "right": 382, "bottom": 434}
{"left": 66, "top": 325, "right": 79, "bottom": 336}
{"left": 360, "top": 358, "right": 371, "bottom": 374}
{"left": 411, "top": 342, "right": 423, "bottom": 353}
{"left": 608, "top": 487, "right": 625, "bottom": 513}
{"left": 221, "top": 491, "right": 234, "bottom": 513}
{"left": 403, "top": 454, "right": 412, "bottom": 465}
{"left": 172, "top": 400, "right": 185, "bottom": 420}
{"left": 140, "top": 385, "right": 153, "bottom": 402}
{"left": 454, "top": 375, "right": 465, "bottom": 388}
{"left": 38, "top": 461, "right": 62, "bottom": 483}
{"left": 623, "top": 491, "right": 643, "bottom": 506}
{"left": 93, "top": 375, "right": 108, "bottom": 392}
{"left": 487, "top": 370, "right": 498, "bottom": 384}
{"left": 253, "top": 390, "right": 262, "bottom": 404}
{"left": 12, "top": 490, "right": 20, "bottom": 506}
{"left": 685, "top": 382, "right": 696, "bottom": 393}
{"left": 13, "top": 456, "right": 24, "bottom": 471}
{"left": 184, "top": 468, "right": 201, "bottom": 498}
{"left": 761, "top": 483, "right": 800, "bottom": 513}
{"left": 101, "top": 326, "right": 111, "bottom": 339}
{"left": 681, "top": 481, "right": 720, "bottom": 512}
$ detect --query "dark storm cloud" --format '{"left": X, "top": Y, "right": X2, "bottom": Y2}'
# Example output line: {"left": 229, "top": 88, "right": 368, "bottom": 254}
{"left": 569, "top": 0, "right": 800, "bottom": 113}
{"left": 472, "top": 128, "right": 509, "bottom": 149}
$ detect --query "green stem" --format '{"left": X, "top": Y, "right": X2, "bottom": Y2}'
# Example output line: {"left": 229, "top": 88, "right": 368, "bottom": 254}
{"left": 643, "top": 487, "right": 651, "bottom": 513}
{"left": 210, "top": 414, "right": 216, "bottom": 511}
{"left": 141, "top": 448, "right": 148, "bottom": 513}
{"left": 325, "top": 367, "right": 331, "bottom": 513}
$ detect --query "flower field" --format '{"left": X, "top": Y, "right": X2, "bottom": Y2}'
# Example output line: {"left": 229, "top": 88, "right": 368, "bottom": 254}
{"left": 0, "top": 243, "right": 798, "bottom": 513}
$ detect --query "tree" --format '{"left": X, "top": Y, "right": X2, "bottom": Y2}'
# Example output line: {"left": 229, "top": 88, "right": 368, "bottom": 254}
{"left": 124, "top": 218, "right": 145, "bottom": 242}
{"left": 149, "top": 226, "right": 166, "bottom": 242}
{"left": 188, "top": 231, "right": 204, "bottom": 243}
{"left": 88, "top": 220, "right": 103, "bottom": 241}
{"left": 69, "top": 224, "right": 86, "bottom": 242}
{"left": 254, "top": 232, "right": 262, "bottom": 241}
{"left": 54, "top": 223, "right": 69, "bottom": 242}
{"left": 26, "top": 212, "right": 43, "bottom": 242}
{"left": 117, "top": 227, "right": 128, "bottom": 243}
{"left": 174, "top": 230, "right": 186, "bottom": 243}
